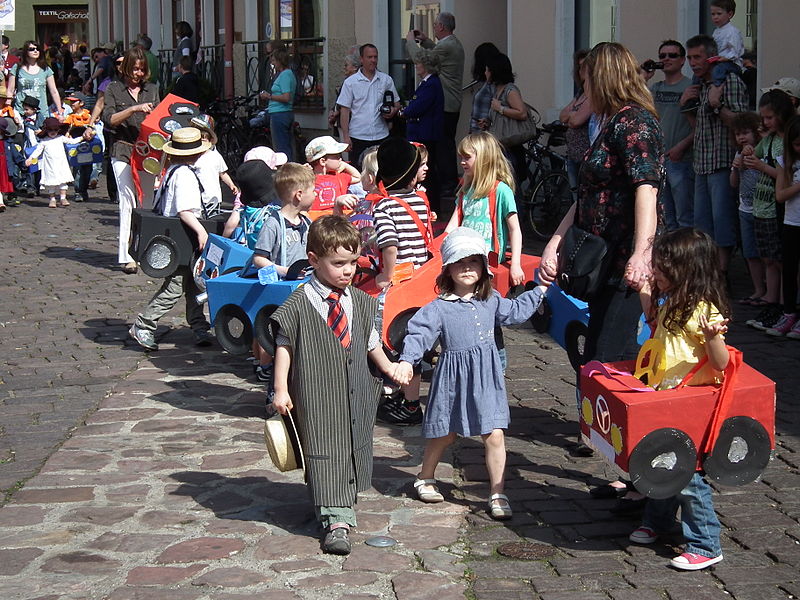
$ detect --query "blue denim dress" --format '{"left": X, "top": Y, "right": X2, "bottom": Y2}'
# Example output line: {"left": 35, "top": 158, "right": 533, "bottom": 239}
{"left": 400, "top": 288, "right": 544, "bottom": 438}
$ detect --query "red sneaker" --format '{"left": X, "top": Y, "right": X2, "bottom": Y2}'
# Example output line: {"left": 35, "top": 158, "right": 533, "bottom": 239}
{"left": 669, "top": 552, "right": 723, "bottom": 570}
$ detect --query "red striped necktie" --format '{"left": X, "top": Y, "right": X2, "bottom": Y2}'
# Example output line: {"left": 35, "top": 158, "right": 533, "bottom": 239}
{"left": 325, "top": 289, "right": 351, "bottom": 350}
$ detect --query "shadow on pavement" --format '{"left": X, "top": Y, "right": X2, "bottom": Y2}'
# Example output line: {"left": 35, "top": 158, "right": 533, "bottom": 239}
{"left": 41, "top": 245, "right": 119, "bottom": 270}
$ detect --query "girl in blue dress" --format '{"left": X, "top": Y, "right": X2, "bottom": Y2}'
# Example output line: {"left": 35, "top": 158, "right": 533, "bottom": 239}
{"left": 395, "top": 227, "right": 547, "bottom": 519}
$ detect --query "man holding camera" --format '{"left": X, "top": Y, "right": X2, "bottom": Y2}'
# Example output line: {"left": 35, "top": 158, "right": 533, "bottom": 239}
{"left": 643, "top": 40, "right": 695, "bottom": 230}
{"left": 336, "top": 43, "right": 400, "bottom": 169}
{"left": 406, "top": 12, "right": 465, "bottom": 209}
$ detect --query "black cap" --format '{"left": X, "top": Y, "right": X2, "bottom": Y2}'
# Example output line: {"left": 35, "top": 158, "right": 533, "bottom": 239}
{"left": 235, "top": 160, "right": 278, "bottom": 208}
{"left": 22, "top": 95, "right": 40, "bottom": 109}
{"left": 377, "top": 137, "right": 421, "bottom": 190}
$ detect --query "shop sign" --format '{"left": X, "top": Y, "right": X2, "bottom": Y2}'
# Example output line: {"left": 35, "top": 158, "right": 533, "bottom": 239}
{"left": 35, "top": 6, "right": 89, "bottom": 23}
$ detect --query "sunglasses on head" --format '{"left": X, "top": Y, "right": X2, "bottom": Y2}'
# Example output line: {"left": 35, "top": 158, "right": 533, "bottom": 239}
{"left": 658, "top": 52, "right": 680, "bottom": 59}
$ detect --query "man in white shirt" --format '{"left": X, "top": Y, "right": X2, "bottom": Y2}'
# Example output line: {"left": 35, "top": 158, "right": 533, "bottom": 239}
{"left": 336, "top": 44, "right": 400, "bottom": 169}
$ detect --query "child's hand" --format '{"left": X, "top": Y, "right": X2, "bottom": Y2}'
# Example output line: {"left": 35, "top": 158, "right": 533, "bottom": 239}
{"left": 699, "top": 313, "right": 728, "bottom": 340}
{"left": 83, "top": 129, "right": 95, "bottom": 140}
{"left": 741, "top": 144, "right": 754, "bottom": 156}
{"left": 334, "top": 194, "right": 357, "bottom": 211}
{"left": 24, "top": 158, "right": 32, "bottom": 167}
{"left": 742, "top": 154, "right": 763, "bottom": 171}
{"left": 272, "top": 390, "right": 294, "bottom": 415}
{"left": 430, "top": 211, "right": 437, "bottom": 222}
{"left": 393, "top": 361, "right": 414, "bottom": 386}
{"left": 732, "top": 154, "right": 743, "bottom": 169}
{"left": 230, "top": 184, "right": 240, "bottom": 196}
{"left": 509, "top": 263, "right": 524, "bottom": 287}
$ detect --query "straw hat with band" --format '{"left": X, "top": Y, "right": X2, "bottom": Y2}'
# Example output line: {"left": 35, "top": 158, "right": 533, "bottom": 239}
{"left": 264, "top": 410, "right": 305, "bottom": 472}
{"left": 376, "top": 137, "right": 421, "bottom": 190}
{"left": 189, "top": 114, "right": 218, "bottom": 145}
{"left": 440, "top": 226, "right": 493, "bottom": 278}
{"left": 161, "top": 127, "right": 212, "bottom": 156}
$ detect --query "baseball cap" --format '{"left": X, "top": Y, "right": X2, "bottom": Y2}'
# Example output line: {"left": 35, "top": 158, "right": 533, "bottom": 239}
{"left": 304, "top": 135, "right": 349, "bottom": 163}
{"left": 761, "top": 77, "right": 800, "bottom": 100}
{"left": 65, "top": 92, "right": 89, "bottom": 104}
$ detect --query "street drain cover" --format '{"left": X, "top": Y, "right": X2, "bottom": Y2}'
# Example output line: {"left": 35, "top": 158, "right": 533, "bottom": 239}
{"left": 496, "top": 542, "right": 556, "bottom": 559}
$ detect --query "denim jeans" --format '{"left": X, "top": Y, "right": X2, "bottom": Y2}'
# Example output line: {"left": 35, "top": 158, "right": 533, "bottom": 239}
{"left": 269, "top": 111, "right": 295, "bottom": 162}
{"left": 691, "top": 61, "right": 741, "bottom": 89}
{"left": 73, "top": 164, "right": 93, "bottom": 200}
{"left": 661, "top": 159, "right": 695, "bottom": 230}
{"left": 642, "top": 472, "right": 722, "bottom": 558}
{"left": 249, "top": 109, "right": 269, "bottom": 128}
{"left": 694, "top": 169, "right": 738, "bottom": 248}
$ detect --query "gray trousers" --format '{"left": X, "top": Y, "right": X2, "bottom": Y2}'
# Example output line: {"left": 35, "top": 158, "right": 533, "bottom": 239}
{"left": 134, "top": 267, "right": 209, "bottom": 333}
{"left": 315, "top": 505, "right": 356, "bottom": 529}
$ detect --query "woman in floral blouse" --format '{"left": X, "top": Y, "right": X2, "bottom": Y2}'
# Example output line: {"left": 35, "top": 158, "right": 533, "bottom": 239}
{"left": 539, "top": 42, "right": 664, "bottom": 478}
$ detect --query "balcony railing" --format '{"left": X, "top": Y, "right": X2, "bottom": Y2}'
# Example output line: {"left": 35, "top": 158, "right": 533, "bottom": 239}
{"left": 243, "top": 37, "right": 326, "bottom": 113}
{"left": 158, "top": 44, "right": 225, "bottom": 98}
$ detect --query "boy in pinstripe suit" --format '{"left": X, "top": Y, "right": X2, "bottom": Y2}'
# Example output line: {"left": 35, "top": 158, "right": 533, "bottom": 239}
{"left": 270, "top": 215, "right": 401, "bottom": 554}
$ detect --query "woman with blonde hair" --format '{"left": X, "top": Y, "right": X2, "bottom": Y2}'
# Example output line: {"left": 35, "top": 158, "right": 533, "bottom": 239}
{"left": 539, "top": 42, "right": 664, "bottom": 485}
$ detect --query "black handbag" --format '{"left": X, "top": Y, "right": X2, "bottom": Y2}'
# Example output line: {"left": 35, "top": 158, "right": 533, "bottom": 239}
{"left": 556, "top": 224, "right": 610, "bottom": 301}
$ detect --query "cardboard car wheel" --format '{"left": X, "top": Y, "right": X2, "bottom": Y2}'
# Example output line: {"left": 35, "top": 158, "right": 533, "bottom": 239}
{"left": 214, "top": 304, "right": 254, "bottom": 355}
{"left": 285, "top": 259, "right": 311, "bottom": 281}
{"left": 531, "top": 297, "right": 551, "bottom": 333}
{"left": 703, "top": 416, "right": 772, "bottom": 487}
{"left": 628, "top": 427, "right": 697, "bottom": 499}
{"left": 140, "top": 235, "right": 180, "bottom": 278}
{"left": 387, "top": 308, "right": 418, "bottom": 354}
{"left": 565, "top": 320, "right": 589, "bottom": 372}
{"left": 254, "top": 304, "right": 280, "bottom": 351}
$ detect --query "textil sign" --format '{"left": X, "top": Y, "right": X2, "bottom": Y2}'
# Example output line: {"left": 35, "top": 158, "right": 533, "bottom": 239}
{"left": 35, "top": 5, "right": 88, "bottom": 23}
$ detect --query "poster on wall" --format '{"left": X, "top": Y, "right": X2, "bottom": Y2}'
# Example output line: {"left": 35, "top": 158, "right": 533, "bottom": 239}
{"left": 0, "top": 0, "right": 16, "bottom": 31}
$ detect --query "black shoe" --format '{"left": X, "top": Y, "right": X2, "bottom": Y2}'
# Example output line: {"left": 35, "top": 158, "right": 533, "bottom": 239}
{"left": 376, "top": 394, "right": 423, "bottom": 425}
{"left": 746, "top": 304, "right": 782, "bottom": 331}
{"left": 193, "top": 329, "right": 215, "bottom": 346}
{"left": 590, "top": 483, "right": 630, "bottom": 499}
{"left": 610, "top": 496, "right": 647, "bottom": 516}
{"left": 322, "top": 527, "right": 351, "bottom": 555}
{"left": 569, "top": 442, "right": 595, "bottom": 457}
{"left": 255, "top": 364, "right": 273, "bottom": 382}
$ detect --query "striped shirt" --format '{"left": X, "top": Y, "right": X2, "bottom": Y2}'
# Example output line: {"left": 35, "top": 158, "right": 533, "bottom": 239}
{"left": 373, "top": 191, "right": 431, "bottom": 267}
{"left": 275, "top": 275, "right": 379, "bottom": 350}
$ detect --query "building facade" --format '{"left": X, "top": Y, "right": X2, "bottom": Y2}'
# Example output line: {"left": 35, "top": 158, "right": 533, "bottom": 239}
{"left": 17, "top": 0, "right": 797, "bottom": 137}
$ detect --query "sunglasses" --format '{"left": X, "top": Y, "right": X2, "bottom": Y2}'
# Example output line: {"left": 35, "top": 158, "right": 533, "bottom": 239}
{"left": 26, "top": 47, "right": 39, "bottom": 51}
{"left": 658, "top": 52, "right": 681, "bottom": 59}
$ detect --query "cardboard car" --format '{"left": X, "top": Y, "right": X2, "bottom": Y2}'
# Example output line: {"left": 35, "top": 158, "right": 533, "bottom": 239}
{"left": 129, "top": 209, "right": 227, "bottom": 278}
{"left": 207, "top": 259, "right": 310, "bottom": 355}
{"left": 193, "top": 233, "right": 254, "bottom": 293}
{"left": 355, "top": 233, "right": 541, "bottom": 354}
{"left": 531, "top": 281, "right": 650, "bottom": 370}
{"left": 132, "top": 93, "right": 199, "bottom": 175}
{"left": 579, "top": 351, "right": 775, "bottom": 499}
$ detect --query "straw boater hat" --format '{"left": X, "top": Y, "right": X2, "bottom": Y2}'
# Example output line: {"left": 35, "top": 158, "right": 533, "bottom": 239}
{"left": 264, "top": 411, "right": 305, "bottom": 472}
{"left": 161, "top": 127, "right": 212, "bottom": 156}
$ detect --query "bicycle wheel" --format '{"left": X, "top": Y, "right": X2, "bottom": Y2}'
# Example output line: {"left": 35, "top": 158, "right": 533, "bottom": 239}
{"left": 528, "top": 171, "right": 572, "bottom": 241}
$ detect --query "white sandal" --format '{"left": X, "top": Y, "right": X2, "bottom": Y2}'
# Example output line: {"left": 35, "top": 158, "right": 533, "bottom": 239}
{"left": 488, "top": 493, "right": 512, "bottom": 520}
{"left": 413, "top": 477, "right": 444, "bottom": 503}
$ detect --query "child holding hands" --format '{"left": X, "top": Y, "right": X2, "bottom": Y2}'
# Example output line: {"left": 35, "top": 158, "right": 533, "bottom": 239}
{"left": 269, "top": 215, "right": 400, "bottom": 555}
{"left": 395, "top": 227, "right": 547, "bottom": 520}
{"left": 629, "top": 227, "right": 731, "bottom": 570}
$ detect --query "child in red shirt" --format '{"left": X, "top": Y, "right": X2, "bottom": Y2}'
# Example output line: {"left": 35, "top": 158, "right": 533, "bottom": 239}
{"left": 304, "top": 135, "right": 361, "bottom": 218}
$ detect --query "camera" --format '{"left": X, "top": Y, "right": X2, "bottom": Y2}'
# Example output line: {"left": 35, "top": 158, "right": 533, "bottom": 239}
{"left": 641, "top": 59, "right": 664, "bottom": 73}
{"left": 380, "top": 90, "right": 395, "bottom": 115}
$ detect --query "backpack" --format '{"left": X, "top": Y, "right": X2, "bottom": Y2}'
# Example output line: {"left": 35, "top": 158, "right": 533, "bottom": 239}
{"left": 238, "top": 204, "right": 279, "bottom": 249}
{"left": 153, "top": 164, "right": 208, "bottom": 218}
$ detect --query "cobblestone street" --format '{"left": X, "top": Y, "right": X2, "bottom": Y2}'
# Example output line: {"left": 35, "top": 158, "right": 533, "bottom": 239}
{"left": 0, "top": 183, "right": 797, "bottom": 599}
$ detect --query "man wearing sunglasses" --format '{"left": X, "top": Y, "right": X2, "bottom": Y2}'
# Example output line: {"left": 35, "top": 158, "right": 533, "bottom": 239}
{"left": 644, "top": 40, "right": 695, "bottom": 231}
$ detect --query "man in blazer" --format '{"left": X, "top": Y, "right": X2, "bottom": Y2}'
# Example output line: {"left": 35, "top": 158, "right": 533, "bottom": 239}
{"left": 406, "top": 12, "right": 465, "bottom": 210}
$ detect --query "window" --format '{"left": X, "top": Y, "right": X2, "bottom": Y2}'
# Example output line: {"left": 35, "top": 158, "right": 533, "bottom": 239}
{"left": 259, "top": 0, "right": 320, "bottom": 40}
{"left": 699, "top": 0, "right": 757, "bottom": 52}
{"left": 575, "top": 0, "right": 618, "bottom": 51}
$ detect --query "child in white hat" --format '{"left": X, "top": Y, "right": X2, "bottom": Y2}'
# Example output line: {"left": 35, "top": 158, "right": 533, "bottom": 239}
{"left": 395, "top": 227, "right": 548, "bottom": 520}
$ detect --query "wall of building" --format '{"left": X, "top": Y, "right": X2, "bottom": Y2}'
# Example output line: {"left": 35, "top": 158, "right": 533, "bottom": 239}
{"left": 758, "top": 0, "right": 799, "bottom": 96}
{"left": 5, "top": 0, "right": 89, "bottom": 49}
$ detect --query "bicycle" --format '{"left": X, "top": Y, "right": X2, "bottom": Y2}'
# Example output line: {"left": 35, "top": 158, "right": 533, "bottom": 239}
{"left": 206, "top": 94, "right": 260, "bottom": 168}
{"left": 518, "top": 121, "right": 573, "bottom": 241}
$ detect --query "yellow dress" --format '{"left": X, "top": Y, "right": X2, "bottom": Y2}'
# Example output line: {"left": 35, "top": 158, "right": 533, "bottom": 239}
{"left": 652, "top": 301, "right": 725, "bottom": 390}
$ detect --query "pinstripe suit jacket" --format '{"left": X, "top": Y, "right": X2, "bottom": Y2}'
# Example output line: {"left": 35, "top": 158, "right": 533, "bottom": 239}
{"left": 270, "top": 286, "right": 382, "bottom": 506}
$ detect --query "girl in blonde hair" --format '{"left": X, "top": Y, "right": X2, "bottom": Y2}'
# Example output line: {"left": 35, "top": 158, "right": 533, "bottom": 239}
{"left": 445, "top": 131, "right": 523, "bottom": 285}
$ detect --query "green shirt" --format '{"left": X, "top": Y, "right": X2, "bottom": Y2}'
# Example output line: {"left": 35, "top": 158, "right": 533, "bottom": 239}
{"left": 145, "top": 50, "right": 159, "bottom": 85}
{"left": 460, "top": 181, "right": 517, "bottom": 260}
{"left": 753, "top": 133, "right": 782, "bottom": 219}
